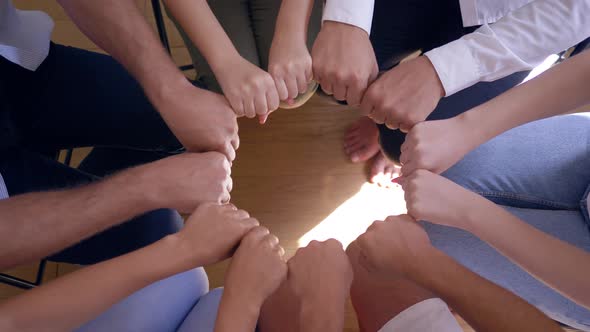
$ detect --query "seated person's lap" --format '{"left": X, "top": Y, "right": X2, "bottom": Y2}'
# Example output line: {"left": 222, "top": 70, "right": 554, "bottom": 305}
{"left": 423, "top": 206, "right": 590, "bottom": 330}
{"left": 76, "top": 268, "right": 214, "bottom": 332}
{"left": 443, "top": 113, "right": 590, "bottom": 210}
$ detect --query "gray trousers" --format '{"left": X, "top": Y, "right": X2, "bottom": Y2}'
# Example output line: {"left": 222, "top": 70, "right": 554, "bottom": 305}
{"left": 166, "top": 0, "right": 323, "bottom": 93}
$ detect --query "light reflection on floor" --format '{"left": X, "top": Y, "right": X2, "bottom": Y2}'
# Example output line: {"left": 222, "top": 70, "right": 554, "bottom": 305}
{"left": 298, "top": 182, "right": 407, "bottom": 248}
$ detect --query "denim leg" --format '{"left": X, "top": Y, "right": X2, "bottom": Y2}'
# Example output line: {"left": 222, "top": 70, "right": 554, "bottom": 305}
{"left": 443, "top": 113, "right": 590, "bottom": 210}
{"left": 177, "top": 288, "right": 224, "bottom": 332}
{"left": 0, "top": 148, "right": 183, "bottom": 265}
{"left": 423, "top": 207, "right": 590, "bottom": 331}
{"left": 76, "top": 268, "right": 209, "bottom": 332}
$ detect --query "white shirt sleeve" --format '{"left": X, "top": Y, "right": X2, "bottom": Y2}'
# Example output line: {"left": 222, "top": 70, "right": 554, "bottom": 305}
{"left": 425, "top": 0, "right": 590, "bottom": 96}
{"left": 322, "top": 0, "right": 375, "bottom": 35}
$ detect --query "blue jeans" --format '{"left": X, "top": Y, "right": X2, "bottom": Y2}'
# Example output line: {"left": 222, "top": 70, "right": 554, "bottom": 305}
{"left": 76, "top": 268, "right": 223, "bottom": 332}
{"left": 0, "top": 43, "right": 184, "bottom": 264}
{"left": 427, "top": 113, "right": 590, "bottom": 330}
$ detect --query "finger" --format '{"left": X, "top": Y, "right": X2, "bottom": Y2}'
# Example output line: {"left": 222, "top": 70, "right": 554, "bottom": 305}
{"left": 226, "top": 175, "right": 233, "bottom": 193}
{"left": 359, "top": 94, "right": 374, "bottom": 117}
{"left": 264, "top": 233, "right": 280, "bottom": 247}
{"left": 277, "top": 245, "right": 286, "bottom": 258}
{"left": 399, "top": 151, "right": 410, "bottom": 165}
{"left": 231, "top": 133, "right": 240, "bottom": 151}
{"left": 254, "top": 94, "right": 269, "bottom": 116}
{"left": 222, "top": 142, "right": 236, "bottom": 162}
{"left": 401, "top": 161, "right": 418, "bottom": 178}
{"left": 241, "top": 217, "right": 261, "bottom": 229}
{"left": 305, "top": 65, "right": 313, "bottom": 83}
{"left": 230, "top": 209, "right": 250, "bottom": 219}
{"left": 249, "top": 225, "right": 271, "bottom": 239}
{"left": 333, "top": 84, "right": 347, "bottom": 101}
{"left": 258, "top": 114, "right": 269, "bottom": 124}
{"left": 285, "top": 76, "right": 299, "bottom": 100}
{"left": 231, "top": 98, "right": 245, "bottom": 117}
{"left": 320, "top": 81, "right": 333, "bottom": 95}
{"left": 245, "top": 98, "right": 256, "bottom": 118}
{"left": 274, "top": 78, "right": 289, "bottom": 101}
{"left": 296, "top": 71, "right": 308, "bottom": 94}
{"left": 267, "top": 88, "right": 280, "bottom": 112}
{"left": 221, "top": 191, "right": 230, "bottom": 204}
{"left": 399, "top": 123, "right": 412, "bottom": 133}
{"left": 346, "top": 83, "right": 363, "bottom": 107}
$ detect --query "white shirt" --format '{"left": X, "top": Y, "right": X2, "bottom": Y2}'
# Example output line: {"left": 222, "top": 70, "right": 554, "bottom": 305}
{"left": 0, "top": 0, "right": 54, "bottom": 71}
{"left": 322, "top": 0, "right": 590, "bottom": 96}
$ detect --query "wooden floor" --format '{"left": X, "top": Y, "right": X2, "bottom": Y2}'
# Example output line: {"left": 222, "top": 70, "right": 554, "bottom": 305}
{"left": 0, "top": 1, "right": 582, "bottom": 331}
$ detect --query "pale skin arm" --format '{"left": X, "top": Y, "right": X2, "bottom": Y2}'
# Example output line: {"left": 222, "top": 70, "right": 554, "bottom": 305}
{"left": 0, "top": 236, "right": 188, "bottom": 332}
{"left": 0, "top": 204, "right": 259, "bottom": 332}
{"left": 412, "top": 248, "right": 561, "bottom": 332}
{"left": 163, "top": 0, "right": 238, "bottom": 74}
{"left": 0, "top": 167, "right": 157, "bottom": 270}
{"left": 457, "top": 50, "right": 590, "bottom": 151}
{"left": 463, "top": 196, "right": 590, "bottom": 310}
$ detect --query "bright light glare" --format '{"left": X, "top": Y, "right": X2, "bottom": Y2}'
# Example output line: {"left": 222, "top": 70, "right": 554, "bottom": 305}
{"left": 522, "top": 54, "right": 560, "bottom": 83}
{"left": 298, "top": 182, "right": 407, "bottom": 248}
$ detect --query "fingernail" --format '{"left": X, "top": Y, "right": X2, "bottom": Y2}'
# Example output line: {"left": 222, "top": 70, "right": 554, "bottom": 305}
{"left": 287, "top": 99, "right": 295, "bottom": 105}
{"left": 351, "top": 154, "right": 359, "bottom": 162}
{"left": 391, "top": 177, "right": 401, "bottom": 183}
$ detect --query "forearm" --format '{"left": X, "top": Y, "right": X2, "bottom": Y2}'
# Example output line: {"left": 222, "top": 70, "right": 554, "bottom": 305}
{"left": 464, "top": 198, "right": 590, "bottom": 309}
{"left": 0, "top": 167, "right": 158, "bottom": 270}
{"left": 57, "top": 0, "right": 191, "bottom": 113}
{"left": 0, "top": 235, "right": 192, "bottom": 332}
{"left": 164, "top": 0, "right": 239, "bottom": 72}
{"left": 273, "top": 0, "right": 315, "bottom": 45}
{"left": 298, "top": 293, "right": 346, "bottom": 331}
{"left": 215, "top": 292, "right": 260, "bottom": 332}
{"left": 461, "top": 50, "right": 590, "bottom": 148}
{"left": 411, "top": 249, "right": 561, "bottom": 332}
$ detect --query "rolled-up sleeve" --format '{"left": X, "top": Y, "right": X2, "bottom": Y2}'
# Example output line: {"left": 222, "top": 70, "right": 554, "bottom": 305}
{"left": 426, "top": 0, "right": 590, "bottom": 96}
{"left": 322, "top": 0, "right": 375, "bottom": 35}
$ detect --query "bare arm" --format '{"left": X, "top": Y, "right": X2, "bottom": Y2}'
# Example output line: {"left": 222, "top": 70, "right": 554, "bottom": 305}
{"left": 0, "top": 204, "right": 258, "bottom": 332}
{"left": 461, "top": 50, "right": 590, "bottom": 150}
{"left": 463, "top": 196, "right": 590, "bottom": 310}
{"left": 57, "top": 0, "right": 239, "bottom": 159}
{"left": 412, "top": 248, "right": 562, "bottom": 332}
{"left": 0, "top": 167, "right": 155, "bottom": 270}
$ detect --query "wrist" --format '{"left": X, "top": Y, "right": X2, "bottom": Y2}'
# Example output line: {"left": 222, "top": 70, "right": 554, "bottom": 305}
{"left": 407, "top": 246, "right": 447, "bottom": 286}
{"left": 223, "top": 285, "right": 264, "bottom": 316}
{"left": 209, "top": 49, "right": 242, "bottom": 75}
{"left": 299, "top": 289, "right": 347, "bottom": 331}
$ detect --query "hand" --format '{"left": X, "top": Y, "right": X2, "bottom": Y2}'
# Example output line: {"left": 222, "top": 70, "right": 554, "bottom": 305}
{"left": 312, "top": 21, "right": 378, "bottom": 106}
{"left": 224, "top": 226, "right": 287, "bottom": 308}
{"left": 350, "top": 214, "right": 433, "bottom": 279}
{"left": 401, "top": 169, "right": 483, "bottom": 230}
{"left": 269, "top": 36, "right": 313, "bottom": 105}
{"left": 175, "top": 203, "right": 260, "bottom": 268}
{"left": 288, "top": 239, "right": 353, "bottom": 304}
{"left": 360, "top": 56, "right": 444, "bottom": 131}
{"left": 400, "top": 116, "right": 480, "bottom": 175}
{"left": 138, "top": 152, "right": 232, "bottom": 213}
{"left": 216, "top": 56, "right": 280, "bottom": 121}
{"left": 156, "top": 83, "right": 239, "bottom": 161}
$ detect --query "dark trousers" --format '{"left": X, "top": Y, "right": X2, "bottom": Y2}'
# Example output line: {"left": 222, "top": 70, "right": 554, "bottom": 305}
{"left": 0, "top": 43, "right": 184, "bottom": 265}
{"left": 370, "top": 0, "right": 529, "bottom": 162}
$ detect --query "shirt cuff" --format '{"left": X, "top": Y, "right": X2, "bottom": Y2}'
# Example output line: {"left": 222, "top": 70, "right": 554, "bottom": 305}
{"left": 322, "top": 0, "right": 374, "bottom": 36}
{"left": 425, "top": 38, "right": 481, "bottom": 97}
